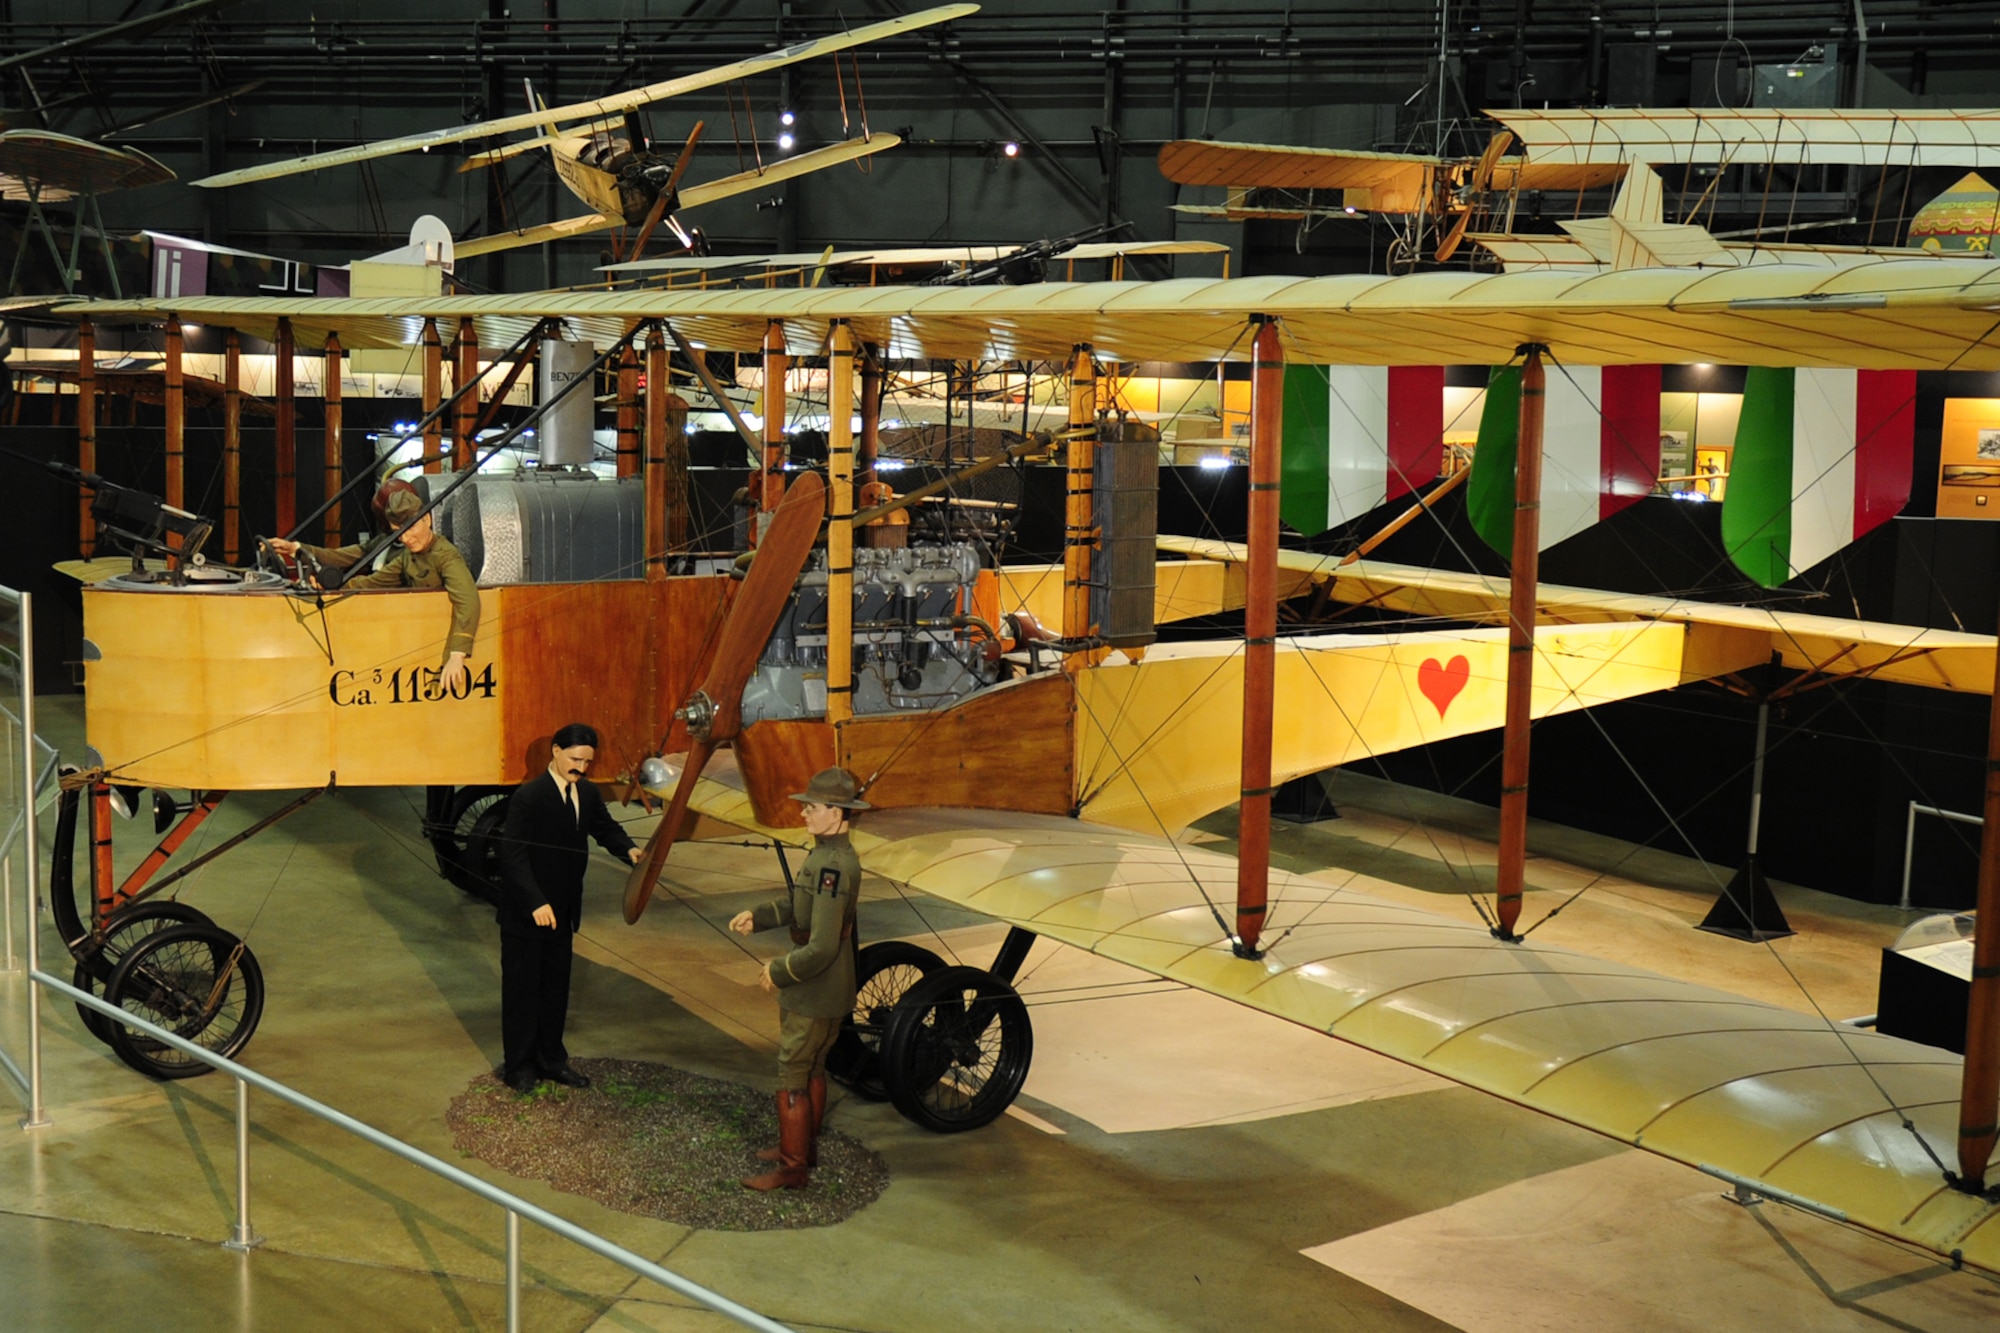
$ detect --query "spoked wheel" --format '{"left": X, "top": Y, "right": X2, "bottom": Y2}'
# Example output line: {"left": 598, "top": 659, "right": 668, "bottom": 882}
{"left": 880, "top": 965, "right": 1034, "bottom": 1133}
{"left": 434, "top": 786, "right": 510, "bottom": 903}
{"left": 828, "top": 941, "right": 946, "bottom": 1101}
{"left": 71, "top": 901, "right": 215, "bottom": 1042}
{"left": 103, "top": 922, "right": 265, "bottom": 1080}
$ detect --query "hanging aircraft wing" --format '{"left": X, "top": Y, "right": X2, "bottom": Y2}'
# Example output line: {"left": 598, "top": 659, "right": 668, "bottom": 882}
{"left": 1492, "top": 106, "right": 2000, "bottom": 169}
{"left": 51, "top": 256, "right": 2000, "bottom": 366}
{"left": 1157, "top": 140, "right": 1624, "bottom": 212}
{"left": 665, "top": 749, "right": 2000, "bottom": 1272}
{"left": 0, "top": 129, "right": 173, "bottom": 201}
{"left": 1159, "top": 141, "right": 1439, "bottom": 192}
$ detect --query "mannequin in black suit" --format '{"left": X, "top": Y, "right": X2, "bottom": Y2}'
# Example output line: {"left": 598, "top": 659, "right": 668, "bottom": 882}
{"left": 496, "top": 722, "right": 642, "bottom": 1093}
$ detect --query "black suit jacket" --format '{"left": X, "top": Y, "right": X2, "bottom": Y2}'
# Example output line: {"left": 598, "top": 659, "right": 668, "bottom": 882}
{"left": 497, "top": 771, "right": 638, "bottom": 934}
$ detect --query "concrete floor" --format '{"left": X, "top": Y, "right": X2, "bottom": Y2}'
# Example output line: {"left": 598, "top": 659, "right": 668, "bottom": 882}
{"left": 3, "top": 695, "right": 1999, "bottom": 1332}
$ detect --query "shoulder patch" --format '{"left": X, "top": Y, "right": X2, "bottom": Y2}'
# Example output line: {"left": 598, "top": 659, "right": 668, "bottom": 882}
{"left": 816, "top": 867, "right": 843, "bottom": 896}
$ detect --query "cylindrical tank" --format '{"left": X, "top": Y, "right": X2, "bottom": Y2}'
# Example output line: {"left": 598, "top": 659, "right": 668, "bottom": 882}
{"left": 425, "top": 474, "right": 644, "bottom": 584}
{"left": 537, "top": 338, "right": 599, "bottom": 468}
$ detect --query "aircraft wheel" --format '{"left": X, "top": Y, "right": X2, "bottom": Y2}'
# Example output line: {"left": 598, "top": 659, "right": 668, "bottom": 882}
{"left": 72, "top": 901, "right": 215, "bottom": 1043}
{"left": 1385, "top": 236, "right": 1417, "bottom": 275}
{"left": 828, "top": 941, "right": 947, "bottom": 1101}
{"left": 880, "top": 965, "right": 1033, "bottom": 1134}
{"left": 103, "top": 923, "right": 265, "bottom": 1080}
{"left": 437, "top": 786, "right": 510, "bottom": 903}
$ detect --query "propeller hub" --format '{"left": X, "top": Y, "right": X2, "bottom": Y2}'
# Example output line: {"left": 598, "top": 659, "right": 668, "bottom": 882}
{"left": 676, "top": 691, "right": 717, "bottom": 742}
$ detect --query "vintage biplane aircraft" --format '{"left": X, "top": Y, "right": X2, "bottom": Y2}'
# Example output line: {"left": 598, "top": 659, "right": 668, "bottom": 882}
{"left": 1164, "top": 106, "right": 2000, "bottom": 273}
{"left": 41, "top": 109, "right": 2000, "bottom": 1275}
{"left": 190, "top": 4, "right": 977, "bottom": 264}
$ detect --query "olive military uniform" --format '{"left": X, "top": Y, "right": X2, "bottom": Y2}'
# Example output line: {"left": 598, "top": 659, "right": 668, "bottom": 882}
{"left": 747, "top": 831, "right": 861, "bottom": 1088}
{"left": 297, "top": 535, "right": 480, "bottom": 665}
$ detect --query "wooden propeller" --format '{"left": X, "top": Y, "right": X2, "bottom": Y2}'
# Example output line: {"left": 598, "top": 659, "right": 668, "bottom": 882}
{"left": 1436, "top": 129, "right": 1516, "bottom": 264}
{"left": 631, "top": 120, "right": 705, "bottom": 264}
{"left": 622, "top": 469, "right": 826, "bottom": 923}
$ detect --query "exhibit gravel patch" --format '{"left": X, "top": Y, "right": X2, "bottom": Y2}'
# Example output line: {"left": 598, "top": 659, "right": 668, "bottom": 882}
{"left": 446, "top": 1058, "right": 890, "bottom": 1230}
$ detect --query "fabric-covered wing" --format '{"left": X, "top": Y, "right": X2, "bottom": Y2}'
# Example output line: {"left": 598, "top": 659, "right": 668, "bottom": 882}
{"left": 677, "top": 751, "right": 2000, "bottom": 1270}
{"left": 1154, "top": 537, "right": 1999, "bottom": 694}
{"left": 1158, "top": 140, "right": 1437, "bottom": 198}
{"left": 58, "top": 259, "right": 2000, "bottom": 368}
{"left": 1493, "top": 107, "right": 2000, "bottom": 168}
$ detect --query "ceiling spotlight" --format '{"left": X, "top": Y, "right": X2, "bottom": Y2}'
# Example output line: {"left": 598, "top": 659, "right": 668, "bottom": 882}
{"left": 777, "top": 131, "right": 796, "bottom": 150}
{"left": 1001, "top": 140, "right": 1020, "bottom": 157}
{"left": 780, "top": 109, "right": 797, "bottom": 127}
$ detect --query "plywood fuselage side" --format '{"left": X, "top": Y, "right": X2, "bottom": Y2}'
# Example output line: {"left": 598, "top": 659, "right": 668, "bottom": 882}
{"left": 83, "top": 576, "right": 731, "bottom": 790}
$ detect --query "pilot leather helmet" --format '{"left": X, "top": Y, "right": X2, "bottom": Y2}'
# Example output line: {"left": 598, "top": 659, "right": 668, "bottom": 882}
{"left": 790, "top": 767, "right": 870, "bottom": 810}
{"left": 383, "top": 489, "right": 425, "bottom": 526}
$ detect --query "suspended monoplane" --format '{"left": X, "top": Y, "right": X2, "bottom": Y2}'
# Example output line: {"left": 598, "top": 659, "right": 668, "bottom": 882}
{"left": 1164, "top": 106, "right": 2000, "bottom": 273}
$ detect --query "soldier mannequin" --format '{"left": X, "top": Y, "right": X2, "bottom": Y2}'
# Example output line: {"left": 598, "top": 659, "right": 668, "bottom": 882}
{"left": 729, "top": 767, "right": 866, "bottom": 1190}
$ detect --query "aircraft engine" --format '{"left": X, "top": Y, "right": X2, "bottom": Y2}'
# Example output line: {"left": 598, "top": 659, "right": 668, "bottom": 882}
{"left": 739, "top": 541, "right": 1001, "bottom": 726}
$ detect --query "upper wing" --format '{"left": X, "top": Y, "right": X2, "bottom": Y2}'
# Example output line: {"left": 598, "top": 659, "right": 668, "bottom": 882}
{"left": 191, "top": 5, "right": 971, "bottom": 188}
{"left": 1492, "top": 107, "right": 2000, "bottom": 168}
{"left": 54, "top": 258, "right": 2000, "bottom": 368}
{"left": 1159, "top": 140, "right": 1434, "bottom": 212}
{"left": 0, "top": 129, "right": 173, "bottom": 200}
{"left": 675, "top": 750, "right": 2000, "bottom": 1271}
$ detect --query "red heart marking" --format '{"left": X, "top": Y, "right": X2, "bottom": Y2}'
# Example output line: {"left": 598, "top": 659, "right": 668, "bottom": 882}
{"left": 1418, "top": 655, "right": 1470, "bottom": 719}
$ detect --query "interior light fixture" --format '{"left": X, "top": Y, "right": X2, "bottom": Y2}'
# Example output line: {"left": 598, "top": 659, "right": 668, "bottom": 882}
{"left": 777, "top": 131, "right": 796, "bottom": 151}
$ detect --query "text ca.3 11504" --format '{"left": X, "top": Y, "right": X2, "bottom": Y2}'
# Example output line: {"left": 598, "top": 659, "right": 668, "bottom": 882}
{"left": 329, "top": 663, "right": 498, "bottom": 706}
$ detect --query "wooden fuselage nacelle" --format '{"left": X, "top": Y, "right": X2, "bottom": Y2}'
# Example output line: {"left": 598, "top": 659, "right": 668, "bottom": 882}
{"left": 550, "top": 134, "right": 661, "bottom": 226}
{"left": 83, "top": 576, "right": 730, "bottom": 791}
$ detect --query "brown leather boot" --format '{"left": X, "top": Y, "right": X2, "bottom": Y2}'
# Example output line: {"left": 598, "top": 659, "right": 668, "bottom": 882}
{"left": 757, "top": 1076, "right": 829, "bottom": 1167}
{"left": 807, "top": 1074, "right": 827, "bottom": 1164}
{"left": 741, "top": 1089, "right": 811, "bottom": 1191}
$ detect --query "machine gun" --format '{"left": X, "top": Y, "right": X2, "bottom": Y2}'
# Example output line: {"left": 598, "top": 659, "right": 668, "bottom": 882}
{"left": 7, "top": 448, "right": 216, "bottom": 581}
{"left": 923, "top": 223, "right": 1126, "bottom": 287}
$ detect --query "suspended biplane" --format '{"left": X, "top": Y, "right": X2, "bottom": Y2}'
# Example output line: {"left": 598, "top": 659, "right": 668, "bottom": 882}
{"left": 44, "top": 111, "right": 2000, "bottom": 1273}
{"left": 190, "top": 4, "right": 978, "bottom": 263}
{"left": 1164, "top": 106, "right": 2000, "bottom": 273}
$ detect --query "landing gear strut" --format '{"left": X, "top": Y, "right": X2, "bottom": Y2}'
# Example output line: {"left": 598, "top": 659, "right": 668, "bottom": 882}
{"left": 862, "top": 926, "right": 1038, "bottom": 1134}
{"left": 50, "top": 778, "right": 271, "bottom": 1079}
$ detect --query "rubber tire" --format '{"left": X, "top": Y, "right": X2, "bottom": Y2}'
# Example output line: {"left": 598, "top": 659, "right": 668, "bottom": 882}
{"left": 460, "top": 799, "right": 512, "bottom": 907}
{"left": 880, "top": 965, "right": 1034, "bottom": 1134}
{"left": 73, "top": 901, "right": 215, "bottom": 1042}
{"left": 435, "top": 786, "right": 511, "bottom": 900}
{"left": 103, "top": 923, "right": 265, "bottom": 1080}
{"left": 827, "top": 941, "right": 947, "bottom": 1101}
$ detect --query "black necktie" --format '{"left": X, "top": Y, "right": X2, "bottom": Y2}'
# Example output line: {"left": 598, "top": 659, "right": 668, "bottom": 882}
{"left": 565, "top": 781, "right": 578, "bottom": 825}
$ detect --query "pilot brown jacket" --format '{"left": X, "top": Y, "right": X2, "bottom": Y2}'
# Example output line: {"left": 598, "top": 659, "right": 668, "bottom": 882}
{"left": 748, "top": 831, "right": 861, "bottom": 1019}
{"left": 301, "top": 535, "right": 480, "bottom": 663}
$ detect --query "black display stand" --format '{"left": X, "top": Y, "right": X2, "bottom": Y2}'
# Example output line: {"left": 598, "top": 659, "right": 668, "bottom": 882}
{"left": 1271, "top": 774, "right": 1339, "bottom": 823}
{"left": 1876, "top": 947, "right": 1970, "bottom": 1054}
{"left": 1696, "top": 855, "right": 1795, "bottom": 942}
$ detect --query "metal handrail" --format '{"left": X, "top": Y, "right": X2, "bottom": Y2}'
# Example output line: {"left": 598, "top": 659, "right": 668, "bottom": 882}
{"left": 1900, "top": 800, "right": 1983, "bottom": 913}
{"left": 26, "top": 969, "right": 794, "bottom": 1333}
